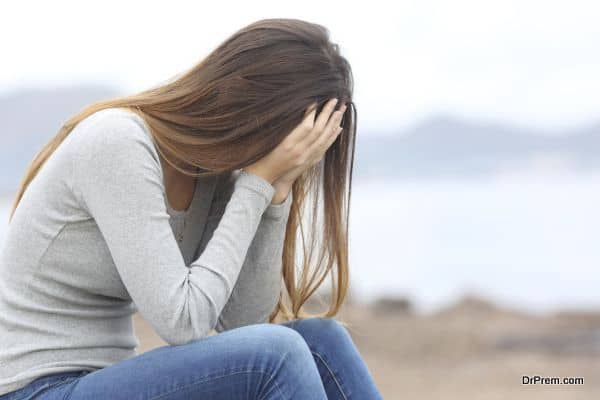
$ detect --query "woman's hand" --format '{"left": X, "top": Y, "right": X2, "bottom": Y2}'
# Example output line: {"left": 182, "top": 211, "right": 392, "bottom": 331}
{"left": 244, "top": 98, "right": 347, "bottom": 197}
{"left": 274, "top": 100, "right": 347, "bottom": 188}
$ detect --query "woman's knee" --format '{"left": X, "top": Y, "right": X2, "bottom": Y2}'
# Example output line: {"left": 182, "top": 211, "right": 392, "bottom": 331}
{"left": 282, "top": 317, "right": 352, "bottom": 348}
{"left": 207, "top": 323, "right": 314, "bottom": 367}
{"left": 227, "top": 324, "right": 326, "bottom": 397}
{"left": 251, "top": 323, "right": 314, "bottom": 361}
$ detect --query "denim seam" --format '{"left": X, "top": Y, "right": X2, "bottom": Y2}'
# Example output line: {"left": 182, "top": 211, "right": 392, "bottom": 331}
{"left": 147, "top": 369, "right": 281, "bottom": 400}
{"left": 311, "top": 350, "right": 350, "bottom": 400}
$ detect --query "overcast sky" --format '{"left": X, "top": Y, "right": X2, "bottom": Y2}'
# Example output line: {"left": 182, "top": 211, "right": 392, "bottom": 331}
{"left": 2, "top": 0, "right": 599, "bottom": 134}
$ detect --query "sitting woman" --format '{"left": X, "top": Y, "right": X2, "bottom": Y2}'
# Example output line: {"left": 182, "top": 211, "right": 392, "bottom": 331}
{"left": 0, "top": 18, "right": 382, "bottom": 400}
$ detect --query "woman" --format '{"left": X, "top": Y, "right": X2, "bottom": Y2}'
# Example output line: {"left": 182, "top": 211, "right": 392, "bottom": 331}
{"left": 0, "top": 18, "right": 382, "bottom": 399}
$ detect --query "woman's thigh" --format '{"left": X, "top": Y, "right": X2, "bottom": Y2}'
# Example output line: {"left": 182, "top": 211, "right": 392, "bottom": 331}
{"left": 34, "top": 323, "right": 328, "bottom": 400}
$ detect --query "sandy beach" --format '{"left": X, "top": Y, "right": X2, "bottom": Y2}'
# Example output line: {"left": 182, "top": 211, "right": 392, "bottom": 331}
{"left": 133, "top": 295, "right": 600, "bottom": 399}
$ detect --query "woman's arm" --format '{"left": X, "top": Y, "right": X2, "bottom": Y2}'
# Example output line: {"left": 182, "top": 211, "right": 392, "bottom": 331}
{"left": 197, "top": 171, "right": 293, "bottom": 332}
{"left": 70, "top": 114, "right": 276, "bottom": 346}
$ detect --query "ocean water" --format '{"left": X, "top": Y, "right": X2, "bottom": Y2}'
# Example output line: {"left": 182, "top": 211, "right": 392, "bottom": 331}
{"left": 2, "top": 172, "right": 599, "bottom": 315}
{"left": 349, "top": 173, "right": 600, "bottom": 314}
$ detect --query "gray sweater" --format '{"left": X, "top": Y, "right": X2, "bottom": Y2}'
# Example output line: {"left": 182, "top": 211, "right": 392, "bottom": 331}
{"left": 0, "top": 108, "right": 292, "bottom": 395}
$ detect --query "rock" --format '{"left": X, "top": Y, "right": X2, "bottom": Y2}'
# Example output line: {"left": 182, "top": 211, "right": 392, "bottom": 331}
{"left": 370, "top": 296, "right": 413, "bottom": 316}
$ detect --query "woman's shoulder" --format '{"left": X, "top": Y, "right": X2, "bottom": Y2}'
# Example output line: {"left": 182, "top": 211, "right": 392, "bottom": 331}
{"left": 71, "top": 107, "right": 151, "bottom": 144}
{"left": 68, "top": 107, "right": 159, "bottom": 163}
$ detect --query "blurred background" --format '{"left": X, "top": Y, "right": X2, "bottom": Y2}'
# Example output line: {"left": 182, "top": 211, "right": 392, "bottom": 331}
{"left": 2, "top": 1, "right": 599, "bottom": 398}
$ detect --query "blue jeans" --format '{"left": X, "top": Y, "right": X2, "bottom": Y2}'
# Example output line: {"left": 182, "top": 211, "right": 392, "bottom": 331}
{"left": 0, "top": 317, "right": 383, "bottom": 399}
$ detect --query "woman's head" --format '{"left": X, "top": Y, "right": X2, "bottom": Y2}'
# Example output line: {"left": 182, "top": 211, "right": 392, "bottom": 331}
{"left": 129, "top": 17, "right": 355, "bottom": 176}
{"left": 11, "top": 18, "right": 356, "bottom": 324}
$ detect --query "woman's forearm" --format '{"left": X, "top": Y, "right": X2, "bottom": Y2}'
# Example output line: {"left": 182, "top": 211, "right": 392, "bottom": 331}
{"left": 195, "top": 171, "right": 293, "bottom": 332}
{"left": 215, "top": 191, "right": 292, "bottom": 332}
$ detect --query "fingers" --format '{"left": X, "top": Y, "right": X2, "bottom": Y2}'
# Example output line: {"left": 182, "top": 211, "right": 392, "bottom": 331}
{"left": 307, "top": 102, "right": 347, "bottom": 161}
{"left": 285, "top": 101, "right": 319, "bottom": 146}
{"left": 313, "top": 98, "right": 339, "bottom": 136}
{"left": 310, "top": 126, "right": 343, "bottom": 167}
{"left": 324, "top": 120, "right": 344, "bottom": 149}
{"left": 298, "top": 98, "right": 339, "bottom": 148}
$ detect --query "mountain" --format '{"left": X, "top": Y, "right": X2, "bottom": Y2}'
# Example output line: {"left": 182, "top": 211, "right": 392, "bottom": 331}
{"left": 0, "top": 85, "right": 122, "bottom": 194}
{"left": 354, "top": 115, "right": 600, "bottom": 180}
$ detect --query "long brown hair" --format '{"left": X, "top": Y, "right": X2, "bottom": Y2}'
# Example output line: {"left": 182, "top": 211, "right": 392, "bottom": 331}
{"left": 9, "top": 18, "right": 356, "bottom": 324}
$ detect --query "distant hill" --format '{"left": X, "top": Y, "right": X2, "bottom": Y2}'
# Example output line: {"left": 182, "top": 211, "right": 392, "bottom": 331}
{"left": 354, "top": 115, "right": 600, "bottom": 180}
{"left": 0, "top": 85, "right": 121, "bottom": 194}
{"left": 0, "top": 85, "right": 599, "bottom": 195}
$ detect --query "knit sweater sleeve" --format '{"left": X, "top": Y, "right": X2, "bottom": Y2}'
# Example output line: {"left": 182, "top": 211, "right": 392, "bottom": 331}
{"left": 196, "top": 171, "right": 292, "bottom": 332}
{"left": 70, "top": 113, "right": 275, "bottom": 346}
